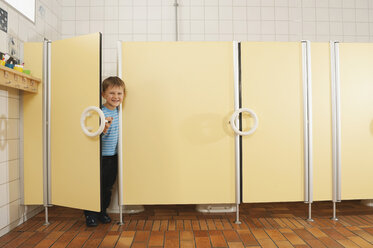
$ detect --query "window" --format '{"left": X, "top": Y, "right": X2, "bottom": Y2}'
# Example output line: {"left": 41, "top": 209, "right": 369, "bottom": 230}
{"left": 4, "top": 0, "right": 35, "bottom": 22}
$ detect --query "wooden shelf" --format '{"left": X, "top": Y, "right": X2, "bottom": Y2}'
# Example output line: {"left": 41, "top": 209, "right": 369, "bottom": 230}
{"left": 0, "top": 65, "right": 41, "bottom": 93}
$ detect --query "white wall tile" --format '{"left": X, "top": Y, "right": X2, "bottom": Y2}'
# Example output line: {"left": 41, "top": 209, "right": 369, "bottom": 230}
{"left": 76, "top": 0, "right": 90, "bottom": 6}
{"left": 133, "top": 20, "right": 147, "bottom": 33}
{"left": 205, "top": 6, "right": 219, "bottom": 20}
{"left": 330, "top": 8, "right": 343, "bottom": 21}
{"left": 233, "top": 6, "right": 246, "bottom": 20}
{"left": 118, "top": 6, "right": 133, "bottom": 20}
{"left": 8, "top": 140, "right": 19, "bottom": 161}
{"left": 219, "top": 6, "right": 233, "bottom": 20}
{"left": 179, "top": 20, "right": 191, "bottom": 33}
{"left": 233, "top": 20, "right": 247, "bottom": 33}
{"left": 344, "top": 22, "right": 356, "bottom": 35}
{"left": 104, "top": 20, "right": 119, "bottom": 34}
{"left": 262, "top": 0, "right": 275, "bottom": 7}
{"left": 247, "top": 34, "right": 260, "bottom": 41}
{"left": 90, "top": 20, "right": 105, "bottom": 32}
{"left": 162, "top": 6, "right": 175, "bottom": 19}
{"left": 275, "top": 0, "right": 289, "bottom": 7}
{"left": 303, "top": 8, "right": 316, "bottom": 21}
{"left": 148, "top": 6, "right": 162, "bottom": 19}
{"left": 118, "top": 20, "right": 133, "bottom": 33}
{"left": 330, "top": 0, "right": 343, "bottom": 8}
{"left": 179, "top": 6, "right": 190, "bottom": 20}
{"left": 205, "top": 34, "right": 219, "bottom": 40}
{"left": 317, "top": 21, "right": 330, "bottom": 34}
{"left": 343, "top": 8, "right": 356, "bottom": 22}
{"left": 76, "top": 6, "right": 90, "bottom": 20}
{"left": 303, "top": 0, "right": 316, "bottom": 7}
{"left": 133, "top": 6, "right": 147, "bottom": 20}
{"left": 275, "top": 7, "right": 289, "bottom": 20}
{"left": 303, "top": 21, "right": 316, "bottom": 34}
{"left": 316, "top": 0, "right": 329, "bottom": 7}
{"left": 219, "top": 33, "right": 233, "bottom": 40}
{"left": 8, "top": 99, "right": 19, "bottom": 119}
{"left": 356, "top": 22, "right": 369, "bottom": 35}
{"left": 62, "top": 20, "right": 76, "bottom": 34}
{"left": 190, "top": 6, "right": 204, "bottom": 19}
{"left": 0, "top": 97, "right": 7, "bottom": 118}
{"left": 356, "top": 0, "right": 369, "bottom": 8}
{"left": 191, "top": 20, "right": 205, "bottom": 33}
{"left": 90, "top": 6, "right": 104, "bottom": 20}
{"left": 343, "top": 0, "right": 355, "bottom": 8}
{"left": 219, "top": 20, "right": 233, "bottom": 33}
{"left": 247, "top": 7, "right": 261, "bottom": 20}
{"left": 356, "top": 9, "right": 369, "bottom": 22}
{"left": 0, "top": 162, "right": 6, "bottom": 185}
{"left": 148, "top": 20, "right": 162, "bottom": 33}
{"left": 205, "top": 20, "right": 219, "bottom": 33}
{"left": 8, "top": 160, "right": 19, "bottom": 182}
{"left": 246, "top": 0, "right": 261, "bottom": 7}
{"left": 63, "top": 7, "right": 76, "bottom": 20}
{"left": 76, "top": 21, "right": 90, "bottom": 34}
{"left": 261, "top": 20, "right": 276, "bottom": 34}
{"left": 276, "top": 34, "right": 289, "bottom": 40}
{"left": 289, "top": 7, "right": 302, "bottom": 21}
{"left": 275, "top": 20, "right": 289, "bottom": 34}
{"left": 7, "top": 120, "right": 18, "bottom": 140}
{"left": 147, "top": 34, "right": 162, "bottom": 41}
{"left": 105, "top": 6, "right": 119, "bottom": 20}
{"left": 330, "top": 22, "right": 343, "bottom": 34}
{"left": 316, "top": 8, "right": 329, "bottom": 21}
{"left": 91, "top": 0, "right": 105, "bottom": 6}
{"left": 261, "top": 7, "right": 275, "bottom": 20}
{"left": 247, "top": 21, "right": 261, "bottom": 34}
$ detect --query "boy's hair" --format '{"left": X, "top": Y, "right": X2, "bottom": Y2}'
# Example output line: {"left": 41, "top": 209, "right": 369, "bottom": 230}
{"left": 102, "top": 76, "right": 126, "bottom": 94}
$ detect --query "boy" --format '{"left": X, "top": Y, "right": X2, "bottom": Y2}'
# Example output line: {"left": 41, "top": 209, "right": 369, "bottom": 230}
{"left": 85, "top": 76, "right": 125, "bottom": 227}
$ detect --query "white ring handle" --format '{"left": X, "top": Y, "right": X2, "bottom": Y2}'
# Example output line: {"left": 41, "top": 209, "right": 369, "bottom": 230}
{"left": 230, "top": 108, "right": 258, "bottom": 136}
{"left": 80, "top": 106, "right": 106, "bottom": 137}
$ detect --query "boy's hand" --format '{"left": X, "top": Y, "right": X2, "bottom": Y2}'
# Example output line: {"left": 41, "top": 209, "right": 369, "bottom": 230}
{"left": 103, "top": 117, "right": 113, "bottom": 134}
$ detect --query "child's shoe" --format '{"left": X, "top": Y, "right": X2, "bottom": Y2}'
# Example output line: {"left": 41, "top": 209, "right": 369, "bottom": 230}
{"left": 98, "top": 212, "right": 111, "bottom": 224}
{"left": 86, "top": 215, "right": 98, "bottom": 227}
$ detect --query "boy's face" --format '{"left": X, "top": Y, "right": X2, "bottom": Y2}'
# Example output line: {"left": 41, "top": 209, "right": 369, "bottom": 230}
{"left": 102, "top": 85, "right": 124, "bottom": 109}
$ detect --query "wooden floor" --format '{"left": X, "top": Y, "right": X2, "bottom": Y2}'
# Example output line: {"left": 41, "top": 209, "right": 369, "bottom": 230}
{"left": 1, "top": 201, "right": 373, "bottom": 247}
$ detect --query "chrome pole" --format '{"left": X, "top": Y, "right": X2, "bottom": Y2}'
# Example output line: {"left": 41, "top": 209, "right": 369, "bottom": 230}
{"left": 117, "top": 41, "right": 124, "bottom": 225}
{"left": 302, "top": 40, "right": 313, "bottom": 222}
{"left": 233, "top": 41, "right": 241, "bottom": 224}
{"left": 174, "top": 0, "right": 179, "bottom": 41}
{"left": 330, "top": 41, "right": 341, "bottom": 221}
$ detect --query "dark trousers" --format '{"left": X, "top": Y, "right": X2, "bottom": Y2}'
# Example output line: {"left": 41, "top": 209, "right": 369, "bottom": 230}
{"left": 85, "top": 154, "right": 118, "bottom": 217}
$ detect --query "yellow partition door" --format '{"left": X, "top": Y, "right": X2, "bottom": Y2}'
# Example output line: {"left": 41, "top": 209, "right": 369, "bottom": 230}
{"left": 339, "top": 43, "right": 373, "bottom": 200}
{"left": 311, "top": 43, "right": 333, "bottom": 201}
{"left": 121, "top": 42, "right": 235, "bottom": 204}
{"left": 23, "top": 43, "right": 44, "bottom": 204}
{"left": 51, "top": 33, "right": 101, "bottom": 211}
{"left": 241, "top": 42, "right": 304, "bottom": 203}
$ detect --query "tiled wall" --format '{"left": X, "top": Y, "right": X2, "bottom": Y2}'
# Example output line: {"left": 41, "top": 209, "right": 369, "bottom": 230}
{"left": 61, "top": 0, "right": 373, "bottom": 77}
{"left": 0, "top": 0, "right": 61, "bottom": 237}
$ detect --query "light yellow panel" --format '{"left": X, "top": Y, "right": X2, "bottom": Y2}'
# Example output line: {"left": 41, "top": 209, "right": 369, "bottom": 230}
{"left": 339, "top": 43, "right": 373, "bottom": 200}
{"left": 23, "top": 43, "right": 43, "bottom": 205}
{"left": 121, "top": 42, "right": 235, "bottom": 204}
{"left": 241, "top": 42, "right": 304, "bottom": 203}
{"left": 51, "top": 33, "right": 101, "bottom": 211}
{"left": 311, "top": 43, "right": 333, "bottom": 201}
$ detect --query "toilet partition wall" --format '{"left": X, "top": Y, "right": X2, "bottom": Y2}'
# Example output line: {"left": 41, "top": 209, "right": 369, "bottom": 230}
{"left": 120, "top": 42, "right": 236, "bottom": 205}
{"left": 50, "top": 33, "right": 102, "bottom": 212}
{"left": 23, "top": 42, "right": 44, "bottom": 205}
{"left": 241, "top": 42, "right": 305, "bottom": 203}
{"left": 339, "top": 43, "right": 373, "bottom": 200}
{"left": 311, "top": 43, "right": 333, "bottom": 202}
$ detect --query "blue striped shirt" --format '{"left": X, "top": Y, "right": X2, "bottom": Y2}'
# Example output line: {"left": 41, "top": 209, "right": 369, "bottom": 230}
{"left": 101, "top": 106, "right": 119, "bottom": 156}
